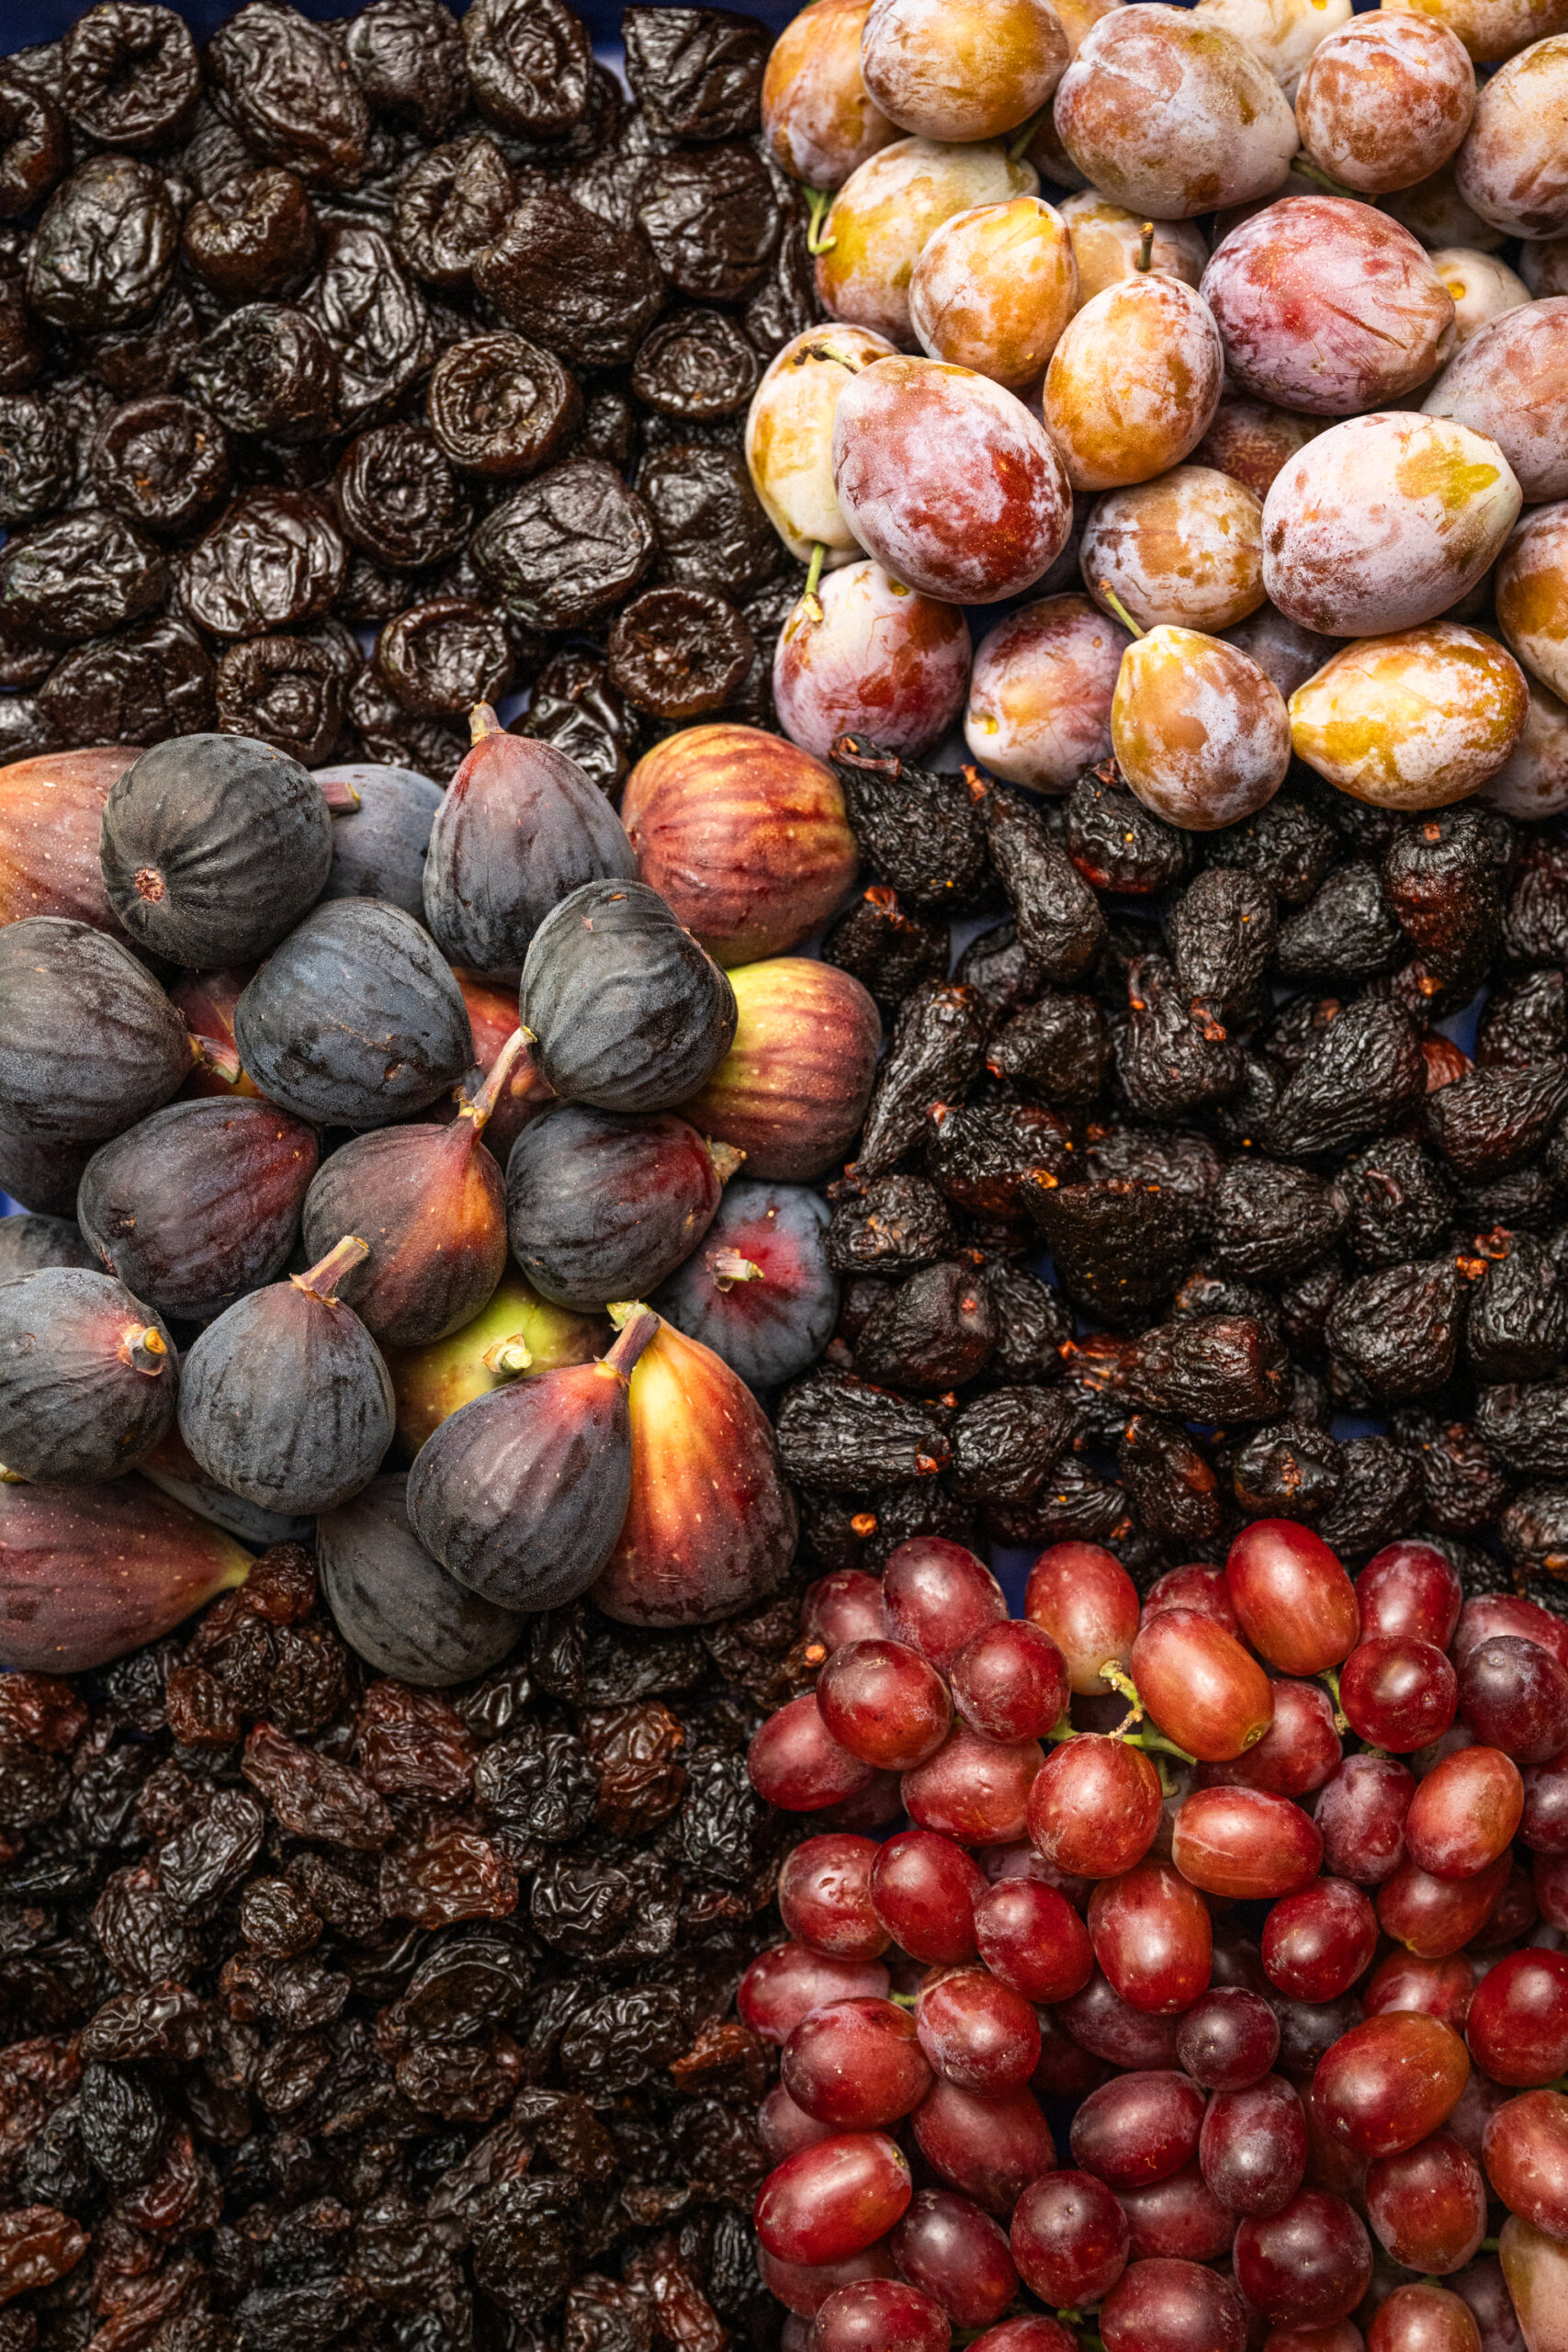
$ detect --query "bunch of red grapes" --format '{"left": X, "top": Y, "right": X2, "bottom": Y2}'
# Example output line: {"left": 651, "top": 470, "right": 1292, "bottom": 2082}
{"left": 741, "top": 1526, "right": 1568, "bottom": 2352}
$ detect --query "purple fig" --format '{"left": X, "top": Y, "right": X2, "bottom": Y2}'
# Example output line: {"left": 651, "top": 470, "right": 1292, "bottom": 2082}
{"left": 0, "top": 1473, "right": 251, "bottom": 1672}
{"left": 0, "top": 1269, "right": 175, "bottom": 1484}
{"left": 0, "top": 745, "right": 138, "bottom": 939}
{"left": 650, "top": 1178, "right": 840, "bottom": 1390}
{"left": 0, "top": 1213, "right": 95, "bottom": 1283}
{"left": 317, "top": 1474, "right": 523, "bottom": 1686}
{"left": 506, "top": 1102, "right": 741, "bottom": 1308}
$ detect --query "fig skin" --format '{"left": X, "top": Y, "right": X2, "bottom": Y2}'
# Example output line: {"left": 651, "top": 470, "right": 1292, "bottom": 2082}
{"left": 506, "top": 1102, "right": 735, "bottom": 1311}
{"left": 678, "top": 957, "right": 882, "bottom": 1181}
{"left": 0, "top": 744, "right": 137, "bottom": 938}
{"left": 520, "top": 877, "right": 738, "bottom": 1114}
{"left": 318, "top": 1473, "right": 522, "bottom": 1686}
{"left": 423, "top": 712, "right": 636, "bottom": 987}
{"left": 140, "top": 1424, "right": 314, "bottom": 1551}
{"left": 0, "top": 1214, "right": 96, "bottom": 1283}
{"left": 233, "top": 899, "right": 474, "bottom": 1130}
{"left": 0, "top": 1472, "right": 251, "bottom": 1673}
{"left": 300, "top": 1034, "right": 525, "bottom": 1348}
{"left": 0, "top": 1268, "right": 176, "bottom": 1485}
{"left": 407, "top": 1307, "right": 658, "bottom": 1612}
{"left": 78, "top": 1097, "right": 320, "bottom": 1325}
{"left": 440, "top": 970, "right": 555, "bottom": 1163}
{"left": 100, "top": 731, "right": 333, "bottom": 967}
{"left": 169, "top": 967, "right": 264, "bottom": 1100}
{"left": 384, "top": 1273, "right": 609, "bottom": 1455}
{"left": 592, "top": 1312, "right": 798, "bottom": 1627}
{"left": 0, "top": 916, "right": 196, "bottom": 1144}
{"left": 621, "top": 723, "right": 860, "bottom": 967}
{"left": 0, "top": 1118, "right": 95, "bottom": 1218}
{"left": 178, "top": 1235, "right": 395, "bottom": 1516}
{"left": 651, "top": 1178, "right": 840, "bottom": 1390}
{"left": 315, "top": 760, "right": 445, "bottom": 923}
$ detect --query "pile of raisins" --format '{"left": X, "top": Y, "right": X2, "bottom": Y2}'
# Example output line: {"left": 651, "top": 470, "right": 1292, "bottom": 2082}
{"left": 0, "top": 1538, "right": 824, "bottom": 2347}
{"left": 0, "top": 0, "right": 813, "bottom": 786}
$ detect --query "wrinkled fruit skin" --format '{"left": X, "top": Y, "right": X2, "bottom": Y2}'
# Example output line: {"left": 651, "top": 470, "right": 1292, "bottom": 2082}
{"left": 0, "top": 1474, "right": 250, "bottom": 1673}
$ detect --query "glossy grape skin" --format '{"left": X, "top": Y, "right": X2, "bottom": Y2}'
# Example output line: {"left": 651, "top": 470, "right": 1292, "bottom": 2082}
{"left": 1377, "top": 1851, "right": 1510, "bottom": 1960}
{"left": 1404, "top": 1747, "right": 1523, "bottom": 1882}
{"left": 916, "top": 1968, "right": 1042, "bottom": 2096}
{"left": 1500, "top": 2214, "right": 1568, "bottom": 2352}
{"left": 806, "top": 1569, "right": 887, "bottom": 1656}
{"left": 784, "top": 1997, "right": 935, "bottom": 2129}
{"left": 1473, "top": 1859, "right": 1536, "bottom": 1950}
{"left": 1042, "top": 274, "right": 1224, "bottom": 493}
{"left": 811, "top": 2278, "right": 951, "bottom": 2352}
{"left": 759, "top": 2242, "right": 899, "bottom": 2321}
{"left": 1466, "top": 1950, "right": 1568, "bottom": 2087}
{"left": 1061, "top": 1971, "right": 1184, "bottom": 2072}
{"left": 1365, "top": 2281, "right": 1483, "bottom": 2352}
{"left": 1522, "top": 1746, "right": 1568, "bottom": 1855}
{"left": 948, "top": 1621, "right": 1069, "bottom": 1747}
{"left": 818, "top": 1637, "right": 954, "bottom": 1772}
{"left": 1178, "top": 1988, "right": 1281, "bottom": 2092}
{"left": 1454, "top": 1596, "right": 1568, "bottom": 1677}
{"left": 1132, "top": 1607, "right": 1276, "bottom": 1764}
{"left": 1172, "top": 1787, "right": 1324, "bottom": 1901}
{"left": 1072, "top": 2069, "right": 1208, "bottom": 2191}
{"left": 870, "top": 1830, "right": 985, "bottom": 1963}
{"left": 884, "top": 1538, "right": 1007, "bottom": 1674}
{"left": 1446, "top": 2253, "right": 1524, "bottom": 2352}
{"left": 963, "top": 592, "right": 1130, "bottom": 795}
{"left": 904, "top": 1726, "right": 1044, "bottom": 1845}
{"left": 891, "top": 2188, "right": 1018, "bottom": 2328}
{"left": 755, "top": 2131, "right": 914, "bottom": 2264}
{"left": 1226, "top": 1521, "right": 1360, "bottom": 1678}
{"left": 761, "top": 2081, "right": 840, "bottom": 2162}
{"left": 1363, "top": 1952, "right": 1474, "bottom": 2034}
{"left": 1234, "top": 2191, "right": 1374, "bottom": 2328}
{"left": 751, "top": 1692, "right": 876, "bottom": 1810}
{"left": 1200, "top": 1679, "right": 1341, "bottom": 1799}
{"left": 1025, "top": 1542, "right": 1141, "bottom": 1694}
{"left": 1201, "top": 2075, "right": 1310, "bottom": 2218}
{"left": 1089, "top": 1861, "right": 1213, "bottom": 2017}
{"left": 773, "top": 561, "right": 972, "bottom": 763}
{"left": 974, "top": 1877, "right": 1094, "bottom": 2005}
{"left": 1034, "top": 2004, "right": 1111, "bottom": 2100}
{"left": 780, "top": 1834, "right": 892, "bottom": 1961}
{"left": 911, "top": 2078, "right": 1056, "bottom": 2215}
{"left": 1317, "top": 1756, "right": 1416, "bottom": 1887}
{"left": 1484, "top": 2088, "right": 1568, "bottom": 2242}
{"left": 965, "top": 2323, "right": 1078, "bottom": 2352}
{"left": 1341, "top": 1639, "right": 1460, "bottom": 1756}
{"left": 1459, "top": 1635, "right": 1568, "bottom": 1766}
{"left": 1010, "top": 2168, "right": 1131, "bottom": 2307}
{"left": 1030, "top": 1736, "right": 1163, "bottom": 1879}
{"left": 1365, "top": 2133, "right": 1486, "bottom": 2276}
{"left": 740, "top": 1942, "right": 894, "bottom": 2045}
{"left": 1100, "top": 2256, "right": 1248, "bottom": 2352}
{"left": 1358, "top": 1542, "right": 1464, "bottom": 1651}
{"left": 1263, "top": 1880, "right": 1379, "bottom": 2005}
{"left": 1119, "top": 2162, "right": 1235, "bottom": 2263}
{"left": 1144, "top": 1562, "right": 1240, "bottom": 1633}
{"left": 1314, "top": 2014, "right": 1471, "bottom": 2161}
{"left": 1536, "top": 1848, "right": 1568, "bottom": 1932}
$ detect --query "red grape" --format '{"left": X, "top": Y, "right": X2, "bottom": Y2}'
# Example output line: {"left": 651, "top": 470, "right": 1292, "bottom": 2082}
{"left": 818, "top": 1637, "right": 954, "bottom": 1771}
{"left": 1454, "top": 1596, "right": 1568, "bottom": 1677}
{"left": 870, "top": 1830, "right": 985, "bottom": 1963}
{"left": 1100, "top": 2256, "right": 1247, "bottom": 2352}
{"left": 1201, "top": 2075, "right": 1309, "bottom": 2218}
{"left": 1316, "top": 1755, "right": 1415, "bottom": 1886}
{"left": 784, "top": 1997, "right": 935, "bottom": 2130}
{"left": 1071, "top": 2069, "right": 1207, "bottom": 2190}
{"left": 1262, "top": 1880, "right": 1378, "bottom": 2004}
{"left": 1441, "top": 2065, "right": 1513, "bottom": 2171}
{"left": 1536, "top": 1849, "right": 1568, "bottom": 1930}
{"left": 1060, "top": 1972, "right": 1183, "bottom": 2071}
{"left": 1029, "top": 1735, "right": 1162, "bottom": 1878}
{"left": 1448, "top": 2254, "right": 1523, "bottom": 2352}
{"left": 1089, "top": 1860, "right": 1214, "bottom": 2016}
{"left": 750, "top": 1692, "right": 875, "bottom": 1810}
{"left": 904, "top": 1726, "right": 1043, "bottom": 1844}
{"left": 974, "top": 1877, "right": 1094, "bottom": 2006}
{"left": 755, "top": 2131, "right": 914, "bottom": 2264}
{"left": 1520, "top": 1746, "right": 1568, "bottom": 1855}
{"left": 1365, "top": 2282, "right": 1483, "bottom": 2352}
{"left": 984, "top": 1837, "right": 1091, "bottom": 1906}
{"left": 740, "top": 1942, "right": 893, "bottom": 2045}
{"left": 1365, "top": 2133, "right": 1486, "bottom": 2275}
{"left": 1171, "top": 1787, "right": 1325, "bottom": 1901}
{"left": 1362, "top": 1951, "right": 1474, "bottom": 2033}
{"left": 1257, "top": 2325, "right": 1363, "bottom": 2352}
{"left": 761, "top": 2082, "right": 839, "bottom": 2160}
{"left": 1118, "top": 2162, "right": 1235, "bottom": 2263}
{"left": 1466, "top": 1949, "right": 1568, "bottom": 2087}
{"left": 1460, "top": 1636, "right": 1568, "bottom": 1765}
{"left": 1010, "top": 2168, "right": 1131, "bottom": 2307}
{"left": 950, "top": 1620, "right": 1070, "bottom": 1744}
{"left": 815, "top": 1770, "right": 904, "bottom": 1834}
{"left": 1472, "top": 1861, "right": 1536, "bottom": 1950}
{"left": 811, "top": 2279, "right": 951, "bottom": 2352}
{"left": 1143, "top": 1563, "right": 1240, "bottom": 1632}
{"left": 780, "top": 1834, "right": 891, "bottom": 1960}
{"left": 1199, "top": 1679, "right": 1342, "bottom": 1799}
{"left": 1131, "top": 1608, "right": 1276, "bottom": 1764}
{"left": 1234, "top": 2190, "right": 1374, "bottom": 2327}
{"left": 1302, "top": 2077, "right": 1371, "bottom": 2210}
{"left": 1357, "top": 1542, "right": 1463, "bottom": 1652}
{"left": 966, "top": 2324, "right": 1078, "bottom": 2352}
{"left": 1340, "top": 1637, "right": 1459, "bottom": 1755}
{"left": 1033, "top": 2006, "right": 1111, "bottom": 2101}
{"left": 916, "top": 1967, "right": 1042, "bottom": 2097}
{"left": 805, "top": 1570, "right": 886, "bottom": 1656}
{"left": 1276, "top": 1995, "right": 1366, "bottom": 2090}
{"left": 1178, "top": 1987, "right": 1281, "bottom": 2092}
{"left": 882, "top": 1538, "right": 1007, "bottom": 1675}
{"left": 1313, "top": 2014, "right": 1472, "bottom": 2159}
{"left": 890, "top": 2188, "right": 1018, "bottom": 2328}
{"left": 1025, "top": 1542, "right": 1141, "bottom": 1695}
{"left": 1404, "top": 1747, "right": 1524, "bottom": 1882}
{"left": 1226, "top": 1522, "right": 1360, "bottom": 1679}
{"left": 759, "top": 2243, "right": 898, "bottom": 2321}
{"left": 910, "top": 2078, "right": 1056, "bottom": 2215}
{"left": 1377, "top": 1852, "right": 1511, "bottom": 1959}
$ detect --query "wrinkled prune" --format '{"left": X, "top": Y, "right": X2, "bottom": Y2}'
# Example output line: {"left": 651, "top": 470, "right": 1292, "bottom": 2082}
{"left": 635, "top": 144, "right": 779, "bottom": 301}
{"left": 207, "top": 2, "right": 373, "bottom": 188}
{"left": 639, "top": 439, "right": 779, "bottom": 601}
{"left": 348, "top": 0, "right": 470, "bottom": 142}
{"left": 0, "top": 508, "right": 166, "bottom": 641}
{"left": 394, "top": 135, "right": 513, "bottom": 289}
{"left": 182, "top": 167, "right": 319, "bottom": 303}
{"left": 373, "top": 599, "right": 512, "bottom": 718}
{"left": 88, "top": 395, "right": 231, "bottom": 537}
{"left": 0, "top": 392, "right": 70, "bottom": 524}
{"left": 39, "top": 614, "right": 214, "bottom": 747}
{"left": 472, "top": 459, "right": 655, "bottom": 629}
{"left": 333, "top": 424, "right": 468, "bottom": 571}
{"left": 26, "top": 156, "right": 176, "bottom": 332}
{"left": 606, "top": 585, "right": 753, "bottom": 719}
{"left": 214, "top": 634, "right": 344, "bottom": 765}
{"left": 61, "top": 4, "right": 199, "bottom": 148}
{"left": 425, "top": 331, "right": 582, "bottom": 481}
{"left": 624, "top": 6, "right": 768, "bottom": 141}
{"left": 178, "top": 490, "right": 344, "bottom": 639}
{"left": 0, "top": 68, "right": 65, "bottom": 220}
{"left": 463, "top": 0, "right": 592, "bottom": 136}
{"left": 477, "top": 187, "right": 665, "bottom": 369}
{"left": 633, "top": 307, "right": 760, "bottom": 418}
{"left": 306, "top": 220, "right": 432, "bottom": 425}
{"left": 186, "top": 303, "right": 339, "bottom": 441}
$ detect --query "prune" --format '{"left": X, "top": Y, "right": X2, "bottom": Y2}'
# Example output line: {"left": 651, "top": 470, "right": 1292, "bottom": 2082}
{"left": 633, "top": 308, "right": 760, "bottom": 419}
{"left": 186, "top": 304, "right": 339, "bottom": 442}
{"left": 855, "top": 982, "right": 987, "bottom": 1179}
{"left": 823, "top": 888, "right": 950, "bottom": 1018}
{"left": 462, "top": 0, "right": 591, "bottom": 135}
{"left": 215, "top": 636, "right": 344, "bottom": 766}
{"left": 606, "top": 586, "right": 754, "bottom": 720}
{"left": 425, "top": 331, "right": 581, "bottom": 480}
{"left": 477, "top": 187, "right": 664, "bottom": 369}
{"left": 208, "top": 2, "right": 372, "bottom": 187}
{"left": 831, "top": 741, "right": 988, "bottom": 916}
{"left": 88, "top": 395, "right": 231, "bottom": 538}
{"left": 0, "top": 394, "right": 71, "bottom": 524}
{"left": 472, "top": 460, "right": 655, "bottom": 630}
{"left": 971, "top": 770, "right": 1106, "bottom": 982}
{"left": 177, "top": 490, "right": 344, "bottom": 639}
{"left": 0, "top": 68, "right": 65, "bottom": 220}
{"left": 1, "top": 509, "right": 167, "bottom": 642}
{"left": 1427, "top": 1062, "right": 1568, "bottom": 1182}
{"left": 372, "top": 600, "right": 510, "bottom": 718}
{"left": 521, "top": 648, "right": 636, "bottom": 793}
{"left": 1032, "top": 1182, "right": 1195, "bottom": 1325}
{"left": 639, "top": 439, "right": 779, "bottom": 601}
{"left": 348, "top": 667, "right": 465, "bottom": 777}
{"left": 624, "top": 6, "right": 767, "bottom": 140}
{"left": 61, "top": 4, "right": 199, "bottom": 149}
{"left": 1326, "top": 1261, "right": 1461, "bottom": 1405}
{"left": 636, "top": 144, "right": 780, "bottom": 301}
{"left": 26, "top": 156, "right": 175, "bottom": 332}
{"left": 182, "top": 168, "right": 319, "bottom": 304}
{"left": 1066, "top": 767, "right": 1189, "bottom": 898}
{"left": 347, "top": 0, "right": 470, "bottom": 142}
{"left": 394, "top": 136, "right": 513, "bottom": 291}
{"left": 306, "top": 220, "right": 431, "bottom": 425}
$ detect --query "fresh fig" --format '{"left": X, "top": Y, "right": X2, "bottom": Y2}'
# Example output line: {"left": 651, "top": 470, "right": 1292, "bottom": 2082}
{"left": 0, "top": 1213, "right": 95, "bottom": 1283}
{"left": 651, "top": 1178, "right": 840, "bottom": 1390}
{"left": 299, "top": 1033, "right": 525, "bottom": 1347}
{"left": 384, "top": 1272, "right": 609, "bottom": 1455}
{"left": 407, "top": 1306, "right": 660, "bottom": 1611}
{"left": 442, "top": 970, "right": 554, "bottom": 1162}
{"left": 168, "top": 968, "right": 264, "bottom": 1100}
{"left": 592, "top": 1308, "right": 798, "bottom": 1627}
{"left": 0, "top": 917, "right": 200, "bottom": 1144}
{"left": 232, "top": 899, "right": 473, "bottom": 1129}
{"left": 0, "top": 745, "right": 138, "bottom": 938}
{"left": 0, "top": 1473, "right": 251, "bottom": 1673}
{"left": 622, "top": 722, "right": 859, "bottom": 966}
{"left": 0, "top": 1268, "right": 176, "bottom": 1484}
{"left": 506, "top": 1102, "right": 740, "bottom": 1309}
{"left": 520, "top": 877, "right": 737, "bottom": 1112}
{"left": 678, "top": 957, "right": 881, "bottom": 1181}
{"left": 100, "top": 733, "right": 334, "bottom": 967}
{"left": 0, "top": 1117, "right": 94, "bottom": 1218}
{"left": 78, "top": 1097, "right": 319, "bottom": 1324}
{"left": 315, "top": 761, "right": 445, "bottom": 922}
{"left": 178, "top": 1234, "right": 395, "bottom": 1515}
{"left": 140, "top": 1424, "right": 314, "bottom": 1550}
{"left": 317, "top": 1473, "right": 523, "bottom": 1686}
{"left": 423, "top": 708, "right": 636, "bottom": 985}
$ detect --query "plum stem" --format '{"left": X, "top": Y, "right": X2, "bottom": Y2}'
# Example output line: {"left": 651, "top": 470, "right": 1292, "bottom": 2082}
{"left": 1137, "top": 220, "right": 1155, "bottom": 272}
{"left": 468, "top": 702, "right": 505, "bottom": 743}
{"left": 1097, "top": 580, "right": 1145, "bottom": 638}
{"left": 803, "top": 186, "right": 836, "bottom": 255}
{"left": 293, "top": 1234, "right": 370, "bottom": 1304}
{"left": 460, "top": 1029, "right": 531, "bottom": 1133}
{"left": 1292, "top": 150, "right": 1358, "bottom": 198}
{"left": 120, "top": 1325, "right": 169, "bottom": 1378}
{"left": 482, "top": 1333, "right": 534, "bottom": 1378}
{"left": 1007, "top": 102, "right": 1048, "bottom": 162}
{"left": 315, "top": 774, "right": 361, "bottom": 812}
{"left": 708, "top": 1250, "right": 764, "bottom": 1291}
{"left": 604, "top": 1304, "right": 660, "bottom": 1378}
{"left": 799, "top": 539, "right": 828, "bottom": 624}
{"left": 189, "top": 1030, "right": 243, "bottom": 1084}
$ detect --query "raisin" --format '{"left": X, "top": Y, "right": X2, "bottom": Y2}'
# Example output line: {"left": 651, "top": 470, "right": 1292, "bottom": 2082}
{"left": 241, "top": 1725, "right": 393, "bottom": 1851}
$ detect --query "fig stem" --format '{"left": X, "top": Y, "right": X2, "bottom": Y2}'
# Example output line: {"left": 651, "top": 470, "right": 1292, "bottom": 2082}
{"left": 604, "top": 1304, "right": 660, "bottom": 1379}
{"left": 799, "top": 539, "right": 828, "bottom": 624}
{"left": 293, "top": 1234, "right": 370, "bottom": 1304}
{"left": 482, "top": 1334, "right": 534, "bottom": 1377}
{"left": 803, "top": 186, "right": 836, "bottom": 255}
{"left": 189, "top": 1030, "right": 243, "bottom": 1084}
{"left": 460, "top": 1029, "right": 531, "bottom": 1133}
{"left": 468, "top": 703, "right": 505, "bottom": 743}
{"left": 1137, "top": 220, "right": 1155, "bottom": 272}
{"left": 316, "top": 775, "right": 361, "bottom": 813}
{"left": 708, "top": 1250, "right": 764, "bottom": 1291}
{"left": 119, "top": 1325, "right": 169, "bottom": 1377}
{"left": 706, "top": 1138, "right": 747, "bottom": 1185}
{"left": 1097, "top": 580, "right": 1145, "bottom": 638}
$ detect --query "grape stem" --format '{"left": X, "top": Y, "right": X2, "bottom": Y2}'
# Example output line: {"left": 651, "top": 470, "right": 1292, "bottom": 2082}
{"left": 1319, "top": 1665, "right": 1349, "bottom": 1736}
{"left": 1102, "top": 1663, "right": 1143, "bottom": 1726}
{"left": 1097, "top": 580, "right": 1145, "bottom": 639}
{"left": 804, "top": 186, "right": 836, "bottom": 254}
